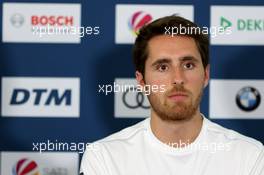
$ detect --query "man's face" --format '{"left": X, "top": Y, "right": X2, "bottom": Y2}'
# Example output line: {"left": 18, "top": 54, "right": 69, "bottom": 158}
{"left": 136, "top": 35, "right": 209, "bottom": 121}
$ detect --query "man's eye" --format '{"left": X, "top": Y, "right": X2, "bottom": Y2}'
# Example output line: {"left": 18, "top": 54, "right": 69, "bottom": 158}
{"left": 183, "top": 62, "right": 195, "bottom": 69}
{"left": 158, "top": 64, "right": 169, "bottom": 72}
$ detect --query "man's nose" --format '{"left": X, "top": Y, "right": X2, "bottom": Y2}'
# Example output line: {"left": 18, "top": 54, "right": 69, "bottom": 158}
{"left": 172, "top": 67, "right": 185, "bottom": 85}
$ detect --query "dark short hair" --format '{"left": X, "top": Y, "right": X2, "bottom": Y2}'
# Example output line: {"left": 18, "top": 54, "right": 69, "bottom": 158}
{"left": 132, "top": 15, "right": 209, "bottom": 76}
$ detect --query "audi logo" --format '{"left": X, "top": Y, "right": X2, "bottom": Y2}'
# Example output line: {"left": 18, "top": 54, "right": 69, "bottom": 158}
{"left": 122, "top": 87, "right": 150, "bottom": 109}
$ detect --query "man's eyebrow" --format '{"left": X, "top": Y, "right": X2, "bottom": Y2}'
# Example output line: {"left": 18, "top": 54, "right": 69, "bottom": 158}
{"left": 151, "top": 58, "right": 172, "bottom": 67}
{"left": 179, "top": 56, "right": 199, "bottom": 62}
{"left": 151, "top": 56, "right": 199, "bottom": 67}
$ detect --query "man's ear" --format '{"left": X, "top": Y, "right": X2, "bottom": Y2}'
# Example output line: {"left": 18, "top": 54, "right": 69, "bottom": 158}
{"left": 135, "top": 71, "right": 145, "bottom": 87}
{"left": 203, "top": 64, "right": 210, "bottom": 88}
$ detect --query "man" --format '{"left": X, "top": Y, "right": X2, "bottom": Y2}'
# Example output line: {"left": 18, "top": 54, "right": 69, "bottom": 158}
{"left": 80, "top": 16, "right": 263, "bottom": 175}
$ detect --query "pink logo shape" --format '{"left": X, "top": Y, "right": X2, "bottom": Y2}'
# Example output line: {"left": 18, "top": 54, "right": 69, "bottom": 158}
{"left": 129, "top": 11, "right": 152, "bottom": 35}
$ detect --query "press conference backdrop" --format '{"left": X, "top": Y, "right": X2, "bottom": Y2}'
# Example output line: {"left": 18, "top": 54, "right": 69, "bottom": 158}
{"left": 1, "top": 0, "right": 264, "bottom": 174}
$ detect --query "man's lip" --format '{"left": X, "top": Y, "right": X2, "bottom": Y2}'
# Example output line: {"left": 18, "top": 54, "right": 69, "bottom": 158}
{"left": 168, "top": 93, "right": 189, "bottom": 101}
{"left": 168, "top": 93, "right": 188, "bottom": 97}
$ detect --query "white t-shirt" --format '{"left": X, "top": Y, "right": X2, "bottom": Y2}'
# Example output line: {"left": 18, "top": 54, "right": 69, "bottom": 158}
{"left": 80, "top": 116, "right": 264, "bottom": 175}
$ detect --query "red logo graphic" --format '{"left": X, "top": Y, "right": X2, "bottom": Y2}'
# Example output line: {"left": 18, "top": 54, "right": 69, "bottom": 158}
{"left": 31, "top": 16, "right": 74, "bottom": 26}
{"left": 129, "top": 11, "right": 152, "bottom": 35}
{"left": 13, "top": 158, "right": 40, "bottom": 175}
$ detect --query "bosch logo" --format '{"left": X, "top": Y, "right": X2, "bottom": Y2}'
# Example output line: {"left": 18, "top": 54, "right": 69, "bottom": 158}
{"left": 122, "top": 87, "right": 150, "bottom": 109}
{"left": 236, "top": 86, "right": 261, "bottom": 112}
{"left": 31, "top": 15, "right": 74, "bottom": 26}
{"left": 10, "top": 14, "right": 25, "bottom": 28}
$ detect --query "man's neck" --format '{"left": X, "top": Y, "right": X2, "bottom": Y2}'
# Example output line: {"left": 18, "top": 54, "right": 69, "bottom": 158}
{"left": 150, "top": 110, "right": 203, "bottom": 148}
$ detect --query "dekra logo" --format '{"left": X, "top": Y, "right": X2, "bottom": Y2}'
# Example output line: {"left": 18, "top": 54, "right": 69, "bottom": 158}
{"left": 221, "top": 16, "right": 264, "bottom": 31}
{"left": 220, "top": 17, "right": 232, "bottom": 30}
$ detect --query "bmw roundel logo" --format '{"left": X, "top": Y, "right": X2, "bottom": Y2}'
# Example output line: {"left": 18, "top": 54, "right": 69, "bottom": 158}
{"left": 236, "top": 86, "right": 261, "bottom": 112}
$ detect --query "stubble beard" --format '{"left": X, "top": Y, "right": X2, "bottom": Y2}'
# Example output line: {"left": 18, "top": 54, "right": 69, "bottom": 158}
{"left": 148, "top": 84, "right": 203, "bottom": 122}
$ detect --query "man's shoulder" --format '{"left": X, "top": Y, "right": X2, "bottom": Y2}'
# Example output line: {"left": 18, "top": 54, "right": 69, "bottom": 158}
{"left": 205, "top": 117, "right": 263, "bottom": 151}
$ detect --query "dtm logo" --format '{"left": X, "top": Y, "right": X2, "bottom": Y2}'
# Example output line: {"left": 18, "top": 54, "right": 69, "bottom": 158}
{"left": 236, "top": 86, "right": 261, "bottom": 112}
{"left": 10, "top": 89, "right": 71, "bottom": 105}
{"left": 129, "top": 11, "right": 152, "bottom": 35}
{"left": 1, "top": 77, "right": 80, "bottom": 117}
{"left": 13, "top": 158, "right": 40, "bottom": 175}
